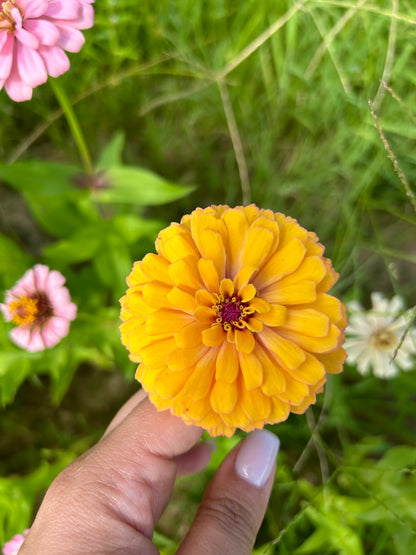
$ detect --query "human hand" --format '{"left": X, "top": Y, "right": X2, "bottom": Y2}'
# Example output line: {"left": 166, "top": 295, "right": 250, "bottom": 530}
{"left": 19, "top": 389, "right": 280, "bottom": 554}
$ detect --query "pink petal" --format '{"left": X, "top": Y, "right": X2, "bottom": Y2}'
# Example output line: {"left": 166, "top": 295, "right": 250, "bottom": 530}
{"left": 32, "top": 264, "right": 51, "bottom": 291}
{"left": 76, "top": 2, "right": 94, "bottom": 29}
{"left": 54, "top": 301, "right": 77, "bottom": 321}
{"left": 24, "top": 19, "right": 60, "bottom": 46}
{"left": 0, "top": 302, "right": 12, "bottom": 322}
{"left": 0, "top": 34, "right": 14, "bottom": 81}
{"left": 38, "top": 45, "right": 70, "bottom": 77}
{"left": 26, "top": 327, "right": 46, "bottom": 351}
{"left": 45, "top": 269, "right": 66, "bottom": 290}
{"left": 5, "top": 68, "right": 33, "bottom": 101}
{"left": 48, "top": 286, "right": 71, "bottom": 307}
{"left": 15, "top": 27, "right": 39, "bottom": 49}
{"left": 45, "top": 1, "right": 80, "bottom": 20}
{"left": 0, "top": 30, "right": 9, "bottom": 51}
{"left": 19, "top": 0, "right": 49, "bottom": 19}
{"left": 44, "top": 315, "right": 70, "bottom": 340}
{"left": 16, "top": 43, "right": 47, "bottom": 87}
{"left": 10, "top": 325, "right": 33, "bottom": 350}
{"left": 56, "top": 24, "right": 84, "bottom": 52}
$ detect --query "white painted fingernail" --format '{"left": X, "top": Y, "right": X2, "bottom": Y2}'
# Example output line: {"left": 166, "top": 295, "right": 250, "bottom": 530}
{"left": 235, "top": 430, "right": 280, "bottom": 488}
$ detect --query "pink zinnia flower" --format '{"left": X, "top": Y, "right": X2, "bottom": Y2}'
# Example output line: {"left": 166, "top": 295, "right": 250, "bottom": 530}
{"left": 0, "top": 0, "right": 94, "bottom": 102}
{"left": 2, "top": 529, "right": 29, "bottom": 555}
{"left": 1, "top": 264, "right": 77, "bottom": 352}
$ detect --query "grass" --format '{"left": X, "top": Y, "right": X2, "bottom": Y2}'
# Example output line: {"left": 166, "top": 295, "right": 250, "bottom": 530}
{"left": 1, "top": 0, "right": 416, "bottom": 552}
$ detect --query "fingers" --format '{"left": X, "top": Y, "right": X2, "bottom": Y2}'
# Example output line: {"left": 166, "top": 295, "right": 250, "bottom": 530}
{"left": 102, "top": 388, "right": 147, "bottom": 438}
{"left": 175, "top": 441, "right": 217, "bottom": 476}
{"left": 177, "top": 430, "right": 280, "bottom": 555}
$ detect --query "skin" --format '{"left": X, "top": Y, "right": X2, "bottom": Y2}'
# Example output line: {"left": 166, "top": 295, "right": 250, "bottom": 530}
{"left": 19, "top": 390, "right": 276, "bottom": 554}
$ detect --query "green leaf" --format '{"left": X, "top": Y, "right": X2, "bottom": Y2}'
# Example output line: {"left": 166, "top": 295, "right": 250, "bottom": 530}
{"left": 43, "top": 226, "right": 102, "bottom": 264}
{"left": 112, "top": 213, "right": 163, "bottom": 244}
{"left": 95, "top": 166, "right": 195, "bottom": 206}
{"left": 96, "top": 132, "right": 125, "bottom": 169}
{"left": 0, "top": 234, "right": 33, "bottom": 286}
{"left": 0, "top": 160, "right": 80, "bottom": 194}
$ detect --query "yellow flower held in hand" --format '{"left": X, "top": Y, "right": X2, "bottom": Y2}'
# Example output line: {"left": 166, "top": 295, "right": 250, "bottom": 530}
{"left": 120, "top": 205, "right": 347, "bottom": 437}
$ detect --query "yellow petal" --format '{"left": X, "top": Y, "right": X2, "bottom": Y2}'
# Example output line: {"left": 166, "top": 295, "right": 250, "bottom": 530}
{"left": 126, "top": 323, "right": 153, "bottom": 354}
{"left": 268, "top": 397, "right": 290, "bottom": 423}
{"left": 140, "top": 337, "right": 177, "bottom": 368}
{"left": 317, "top": 258, "right": 339, "bottom": 292}
{"left": 198, "top": 258, "right": 220, "bottom": 292}
{"left": 316, "top": 347, "right": 347, "bottom": 374}
{"left": 145, "top": 309, "right": 192, "bottom": 335}
{"left": 177, "top": 394, "right": 211, "bottom": 422}
{"left": 167, "top": 345, "right": 208, "bottom": 372}
{"left": 143, "top": 283, "right": 172, "bottom": 309}
{"left": 210, "top": 380, "right": 238, "bottom": 414}
{"left": 250, "top": 297, "right": 271, "bottom": 314}
{"left": 120, "top": 316, "right": 141, "bottom": 337}
{"left": 183, "top": 348, "right": 218, "bottom": 400}
{"left": 216, "top": 341, "right": 239, "bottom": 383}
{"left": 290, "top": 390, "right": 317, "bottom": 414}
{"left": 245, "top": 317, "right": 263, "bottom": 333}
{"left": 157, "top": 228, "right": 199, "bottom": 262}
{"left": 275, "top": 214, "right": 308, "bottom": 248}
{"left": 198, "top": 412, "right": 225, "bottom": 435}
{"left": 141, "top": 253, "right": 173, "bottom": 285}
{"left": 167, "top": 287, "right": 197, "bottom": 314}
{"left": 299, "top": 293, "right": 344, "bottom": 324}
{"left": 175, "top": 322, "right": 204, "bottom": 348}
{"left": 122, "top": 291, "right": 153, "bottom": 321}
{"left": 219, "top": 278, "right": 235, "bottom": 298}
{"left": 194, "top": 305, "right": 216, "bottom": 324}
{"left": 195, "top": 289, "right": 216, "bottom": 307}
{"left": 221, "top": 207, "right": 249, "bottom": 276}
{"left": 168, "top": 256, "right": 203, "bottom": 290}
{"left": 238, "top": 350, "right": 263, "bottom": 390}
{"left": 240, "top": 385, "right": 271, "bottom": 421}
{"left": 262, "top": 280, "right": 317, "bottom": 305}
{"left": 242, "top": 224, "right": 276, "bottom": 270}
{"left": 260, "top": 327, "right": 305, "bottom": 370}
{"left": 233, "top": 266, "right": 257, "bottom": 291}
{"left": 253, "top": 238, "right": 306, "bottom": 289}
{"left": 238, "top": 283, "right": 256, "bottom": 302}
{"left": 136, "top": 364, "right": 161, "bottom": 392}
{"left": 198, "top": 230, "right": 226, "bottom": 279}
{"left": 288, "top": 352, "right": 326, "bottom": 385}
{"left": 257, "top": 304, "right": 286, "bottom": 327}
{"left": 202, "top": 324, "right": 226, "bottom": 346}
{"left": 221, "top": 402, "right": 251, "bottom": 429}
{"left": 235, "top": 328, "right": 255, "bottom": 354}
{"left": 279, "top": 324, "right": 342, "bottom": 354}
{"left": 153, "top": 367, "right": 192, "bottom": 399}
{"left": 127, "top": 261, "right": 148, "bottom": 287}
{"left": 254, "top": 343, "right": 286, "bottom": 395}
{"left": 278, "top": 256, "right": 326, "bottom": 287}
{"left": 275, "top": 375, "right": 309, "bottom": 405}
{"left": 279, "top": 308, "right": 330, "bottom": 337}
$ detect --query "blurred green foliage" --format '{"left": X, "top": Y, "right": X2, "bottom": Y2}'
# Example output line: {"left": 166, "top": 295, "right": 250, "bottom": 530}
{"left": 1, "top": 0, "right": 416, "bottom": 553}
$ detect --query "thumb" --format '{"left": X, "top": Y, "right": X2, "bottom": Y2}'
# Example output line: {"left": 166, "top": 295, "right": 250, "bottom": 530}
{"left": 178, "top": 430, "right": 280, "bottom": 555}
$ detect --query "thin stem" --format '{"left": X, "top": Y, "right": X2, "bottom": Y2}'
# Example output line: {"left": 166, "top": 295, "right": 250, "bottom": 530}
{"left": 50, "top": 78, "right": 94, "bottom": 176}
{"left": 217, "top": 80, "right": 251, "bottom": 205}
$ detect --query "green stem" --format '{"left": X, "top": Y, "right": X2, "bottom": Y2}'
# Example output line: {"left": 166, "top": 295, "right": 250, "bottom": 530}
{"left": 50, "top": 78, "right": 94, "bottom": 176}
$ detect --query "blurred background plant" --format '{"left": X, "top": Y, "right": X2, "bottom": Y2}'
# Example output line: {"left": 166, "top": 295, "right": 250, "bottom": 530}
{"left": 1, "top": 0, "right": 416, "bottom": 553}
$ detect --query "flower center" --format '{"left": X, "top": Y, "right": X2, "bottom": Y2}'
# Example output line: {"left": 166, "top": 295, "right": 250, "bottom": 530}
{"left": 9, "top": 293, "right": 53, "bottom": 326}
{"left": 9, "top": 296, "right": 39, "bottom": 326}
{"left": 0, "top": 1, "right": 21, "bottom": 30}
{"left": 371, "top": 328, "right": 397, "bottom": 351}
{"left": 213, "top": 295, "right": 253, "bottom": 331}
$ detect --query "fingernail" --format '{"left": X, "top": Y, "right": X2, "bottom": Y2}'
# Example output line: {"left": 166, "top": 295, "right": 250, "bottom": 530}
{"left": 235, "top": 430, "right": 280, "bottom": 488}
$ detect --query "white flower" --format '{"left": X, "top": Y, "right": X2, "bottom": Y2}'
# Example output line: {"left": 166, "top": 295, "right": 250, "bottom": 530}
{"left": 345, "top": 293, "right": 416, "bottom": 379}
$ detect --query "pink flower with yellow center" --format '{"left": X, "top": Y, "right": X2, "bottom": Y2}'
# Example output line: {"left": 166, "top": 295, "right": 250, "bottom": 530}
{"left": 1, "top": 264, "right": 77, "bottom": 352}
{"left": 0, "top": 0, "right": 94, "bottom": 102}
{"left": 2, "top": 529, "right": 29, "bottom": 555}
{"left": 120, "top": 205, "right": 347, "bottom": 437}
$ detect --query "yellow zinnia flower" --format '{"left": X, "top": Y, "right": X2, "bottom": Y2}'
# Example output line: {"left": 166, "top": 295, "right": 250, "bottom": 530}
{"left": 120, "top": 205, "right": 347, "bottom": 437}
